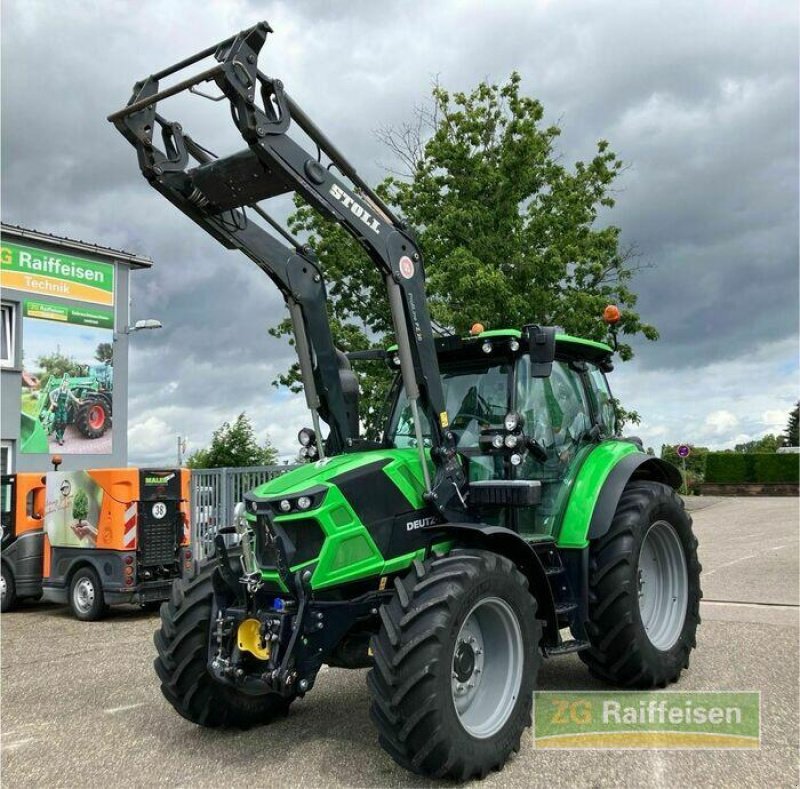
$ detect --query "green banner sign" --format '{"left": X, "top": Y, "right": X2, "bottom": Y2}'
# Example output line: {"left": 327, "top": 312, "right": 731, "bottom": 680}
{"left": 534, "top": 691, "right": 760, "bottom": 749}
{"left": 1, "top": 240, "right": 115, "bottom": 306}
{"left": 23, "top": 300, "right": 115, "bottom": 330}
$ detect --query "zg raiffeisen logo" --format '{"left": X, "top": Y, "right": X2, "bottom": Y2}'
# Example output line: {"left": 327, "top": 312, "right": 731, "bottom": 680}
{"left": 533, "top": 691, "right": 760, "bottom": 749}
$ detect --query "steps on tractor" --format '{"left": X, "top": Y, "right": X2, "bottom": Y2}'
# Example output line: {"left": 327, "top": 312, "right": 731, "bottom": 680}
{"left": 543, "top": 639, "right": 591, "bottom": 657}
{"left": 554, "top": 601, "right": 578, "bottom": 616}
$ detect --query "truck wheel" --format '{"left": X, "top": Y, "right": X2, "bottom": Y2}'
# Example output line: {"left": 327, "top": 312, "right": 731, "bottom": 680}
{"left": 153, "top": 562, "right": 293, "bottom": 728}
{"left": 368, "top": 550, "right": 542, "bottom": 781}
{"left": 75, "top": 398, "right": 110, "bottom": 439}
{"left": 580, "top": 480, "right": 701, "bottom": 687}
{"left": 1, "top": 563, "right": 16, "bottom": 613}
{"left": 69, "top": 567, "right": 107, "bottom": 621}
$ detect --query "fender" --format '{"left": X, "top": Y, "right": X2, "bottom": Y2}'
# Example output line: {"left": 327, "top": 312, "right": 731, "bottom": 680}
{"left": 557, "top": 442, "right": 682, "bottom": 549}
{"left": 432, "top": 522, "right": 559, "bottom": 645}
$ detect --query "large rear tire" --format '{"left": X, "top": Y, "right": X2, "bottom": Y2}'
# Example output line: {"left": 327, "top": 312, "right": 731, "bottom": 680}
{"left": 368, "top": 550, "right": 542, "bottom": 781}
{"left": 75, "top": 398, "right": 110, "bottom": 439}
{"left": 153, "top": 562, "right": 293, "bottom": 728}
{"left": 580, "top": 480, "right": 701, "bottom": 687}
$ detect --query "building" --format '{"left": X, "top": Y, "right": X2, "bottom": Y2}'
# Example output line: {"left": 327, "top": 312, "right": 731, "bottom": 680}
{"left": 1, "top": 223, "right": 152, "bottom": 474}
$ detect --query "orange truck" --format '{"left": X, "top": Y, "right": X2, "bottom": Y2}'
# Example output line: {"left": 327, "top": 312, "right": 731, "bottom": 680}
{"left": 1, "top": 468, "right": 192, "bottom": 620}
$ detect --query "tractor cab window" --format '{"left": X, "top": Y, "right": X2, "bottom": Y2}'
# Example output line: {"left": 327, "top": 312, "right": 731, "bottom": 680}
{"left": 514, "top": 358, "right": 593, "bottom": 536}
{"left": 587, "top": 365, "right": 616, "bottom": 437}
{"left": 387, "top": 360, "right": 510, "bottom": 461}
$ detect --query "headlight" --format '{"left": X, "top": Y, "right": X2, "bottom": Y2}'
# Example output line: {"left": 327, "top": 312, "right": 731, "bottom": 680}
{"left": 504, "top": 434, "right": 519, "bottom": 449}
{"left": 298, "top": 428, "right": 316, "bottom": 447}
{"left": 509, "top": 339, "right": 520, "bottom": 352}
{"left": 504, "top": 411, "right": 521, "bottom": 432}
{"left": 297, "top": 496, "right": 312, "bottom": 511}
{"left": 491, "top": 434, "right": 504, "bottom": 449}
{"left": 279, "top": 499, "right": 292, "bottom": 513}
{"left": 510, "top": 453, "right": 523, "bottom": 466}
{"left": 481, "top": 341, "right": 492, "bottom": 354}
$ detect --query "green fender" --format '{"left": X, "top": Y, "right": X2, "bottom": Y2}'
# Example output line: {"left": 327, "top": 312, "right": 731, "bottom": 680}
{"left": 20, "top": 413, "right": 49, "bottom": 454}
{"left": 556, "top": 442, "right": 681, "bottom": 549}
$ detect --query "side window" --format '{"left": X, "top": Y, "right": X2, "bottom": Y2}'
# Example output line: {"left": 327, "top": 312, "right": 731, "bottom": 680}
{"left": 587, "top": 365, "right": 616, "bottom": 437}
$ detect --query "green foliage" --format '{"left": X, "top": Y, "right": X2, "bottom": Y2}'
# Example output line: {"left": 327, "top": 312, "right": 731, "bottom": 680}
{"left": 186, "top": 413, "right": 278, "bottom": 469}
{"left": 72, "top": 488, "right": 89, "bottom": 522}
{"left": 783, "top": 402, "right": 799, "bottom": 447}
{"left": 705, "top": 453, "right": 799, "bottom": 484}
{"left": 753, "top": 454, "right": 800, "bottom": 484}
{"left": 35, "top": 350, "right": 81, "bottom": 390}
{"left": 733, "top": 434, "right": 781, "bottom": 453}
{"left": 95, "top": 342, "right": 113, "bottom": 365}
{"left": 277, "top": 73, "right": 656, "bottom": 436}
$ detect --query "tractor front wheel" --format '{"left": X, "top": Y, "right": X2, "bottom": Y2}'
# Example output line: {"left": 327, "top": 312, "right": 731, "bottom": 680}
{"left": 580, "top": 480, "right": 701, "bottom": 687}
{"left": 368, "top": 549, "right": 542, "bottom": 781}
{"left": 153, "top": 563, "right": 294, "bottom": 728}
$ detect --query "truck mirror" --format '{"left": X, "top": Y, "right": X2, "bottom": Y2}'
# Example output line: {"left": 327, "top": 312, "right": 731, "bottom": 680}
{"left": 525, "top": 325, "right": 556, "bottom": 378}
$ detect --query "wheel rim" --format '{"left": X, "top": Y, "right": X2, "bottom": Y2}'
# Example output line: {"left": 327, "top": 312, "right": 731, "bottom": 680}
{"left": 74, "top": 577, "right": 96, "bottom": 614}
{"left": 1, "top": 572, "right": 6, "bottom": 602}
{"left": 637, "top": 520, "right": 688, "bottom": 650}
{"left": 88, "top": 405, "right": 105, "bottom": 430}
{"left": 451, "top": 596, "right": 524, "bottom": 739}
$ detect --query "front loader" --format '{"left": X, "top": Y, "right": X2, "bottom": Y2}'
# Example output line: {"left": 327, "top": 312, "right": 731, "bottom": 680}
{"left": 110, "top": 22, "right": 701, "bottom": 781}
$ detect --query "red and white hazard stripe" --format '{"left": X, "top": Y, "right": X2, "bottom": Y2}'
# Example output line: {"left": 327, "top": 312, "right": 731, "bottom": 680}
{"left": 182, "top": 511, "right": 190, "bottom": 545}
{"left": 123, "top": 504, "right": 137, "bottom": 549}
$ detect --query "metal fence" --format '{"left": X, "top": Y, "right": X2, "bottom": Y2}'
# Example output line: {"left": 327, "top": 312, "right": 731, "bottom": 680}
{"left": 190, "top": 465, "right": 298, "bottom": 560}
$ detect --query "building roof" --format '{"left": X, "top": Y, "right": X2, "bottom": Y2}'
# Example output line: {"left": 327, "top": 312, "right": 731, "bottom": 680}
{"left": 1, "top": 222, "right": 153, "bottom": 269}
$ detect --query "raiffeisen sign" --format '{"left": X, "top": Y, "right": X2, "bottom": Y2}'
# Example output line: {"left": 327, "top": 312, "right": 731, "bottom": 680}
{"left": 0, "top": 241, "right": 115, "bottom": 306}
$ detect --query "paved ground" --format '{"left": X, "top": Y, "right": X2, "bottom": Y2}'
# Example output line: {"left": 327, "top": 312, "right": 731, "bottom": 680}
{"left": 47, "top": 424, "right": 113, "bottom": 455}
{"left": 2, "top": 497, "right": 798, "bottom": 788}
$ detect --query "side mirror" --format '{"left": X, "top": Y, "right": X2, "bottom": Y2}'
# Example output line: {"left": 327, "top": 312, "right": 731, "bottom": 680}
{"left": 525, "top": 325, "right": 556, "bottom": 378}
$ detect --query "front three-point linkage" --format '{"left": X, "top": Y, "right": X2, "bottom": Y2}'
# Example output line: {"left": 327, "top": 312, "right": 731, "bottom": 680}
{"left": 108, "top": 21, "right": 468, "bottom": 519}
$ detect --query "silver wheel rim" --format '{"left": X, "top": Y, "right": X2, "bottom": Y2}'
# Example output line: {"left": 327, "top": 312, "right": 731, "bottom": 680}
{"left": 451, "top": 596, "right": 524, "bottom": 739}
{"left": 74, "top": 577, "right": 96, "bottom": 614}
{"left": 638, "top": 520, "right": 688, "bottom": 650}
{"left": 1, "top": 572, "right": 6, "bottom": 602}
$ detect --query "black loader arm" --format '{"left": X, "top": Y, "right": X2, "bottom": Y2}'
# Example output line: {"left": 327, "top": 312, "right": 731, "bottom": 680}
{"left": 108, "top": 21, "right": 467, "bottom": 518}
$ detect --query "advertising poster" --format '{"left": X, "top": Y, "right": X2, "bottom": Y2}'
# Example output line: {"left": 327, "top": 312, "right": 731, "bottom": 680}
{"left": 20, "top": 299, "right": 114, "bottom": 454}
{"left": 44, "top": 471, "right": 103, "bottom": 548}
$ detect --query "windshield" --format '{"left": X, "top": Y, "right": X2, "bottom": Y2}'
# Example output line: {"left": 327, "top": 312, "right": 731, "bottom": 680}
{"left": 386, "top": 360, "right": 511, "bottom": 451}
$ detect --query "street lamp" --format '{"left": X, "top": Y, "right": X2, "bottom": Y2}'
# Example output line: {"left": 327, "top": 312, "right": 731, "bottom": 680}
{"left": 124, "top": 318, "right": 162, "bottom": 334}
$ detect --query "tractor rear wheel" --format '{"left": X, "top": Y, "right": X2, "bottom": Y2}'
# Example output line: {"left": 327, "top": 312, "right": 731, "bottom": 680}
{"left": 153, "top": 562, "right": 293, "bottom": 728}
{"left": 368, "top": 550, "right": 541, "bottom": 781}
{"left": 75, "top": 398, "right": 110, "bottom": 439}
{"left": 580, "top": 480, "right": 701, "bottom": 688}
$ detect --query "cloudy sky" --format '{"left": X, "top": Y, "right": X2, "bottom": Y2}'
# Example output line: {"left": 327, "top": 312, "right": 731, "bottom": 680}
{"left": 2, "top": 0, "right": 798, "bottom": 463}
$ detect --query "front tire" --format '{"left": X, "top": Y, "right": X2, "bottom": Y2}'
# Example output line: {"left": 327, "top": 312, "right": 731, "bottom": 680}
{"left": 580, "top": 480, "right": 701, "bottom": 687}
{"left": 153, "top": 562, "right": 293, "bottom": 728}
{"left": 368, "top": 550, "right": 542, "bottom": 781}
{"left": 69, "top": 567, "right": 107, "bottom": 621}
{"left": 1, "top": 563, "right": 16, "bottom": 613}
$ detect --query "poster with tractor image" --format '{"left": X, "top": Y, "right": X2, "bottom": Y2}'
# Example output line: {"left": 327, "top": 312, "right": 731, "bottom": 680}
{"left": 20, "top": 299, "right": 114, "bottom": 454}
{"left": 44, "top": 472, "right": 103, "bottom": 548}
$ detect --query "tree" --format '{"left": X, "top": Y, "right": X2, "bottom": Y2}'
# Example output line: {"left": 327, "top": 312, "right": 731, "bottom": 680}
{"left": 95, "top": 342, "right": 113, "bottom": 365}
{"left": 661, "top": 445, "right": 709, "bottom": 481}
{"left": 783, "top": 402, "right": 799, "bottom": 447}
{"left": 72, "top": 489, "right": 89, "bottom": 524}
{"left": 276, "top": 73, "right": 656, "bottom": 436}
{"left": 35, "top": 350, "right": 80, "bottom": 390}
{"left": 734, "top": 434, "right": 781, "bottom": 453}
{"left": 186, "top": 413, "right": 278, "bottom": 469}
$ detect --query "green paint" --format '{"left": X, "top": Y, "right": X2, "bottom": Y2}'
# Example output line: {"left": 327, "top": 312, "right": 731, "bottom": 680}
{"left": 556, "top": 441, "right": 640, "bottom": 548}
{"left": 23, "top": 300, "right": 115, "bottom": 329}
{"left": 2, "top": 241, "right": 115, "bottom": 293}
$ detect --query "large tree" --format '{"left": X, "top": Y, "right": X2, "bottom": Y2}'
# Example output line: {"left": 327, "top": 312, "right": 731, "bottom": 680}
{"left": 274, "top": 73, "right": 657, "bottom": 436}
{"left": 783, "top": 402, "right": 799, "bottom": 447}
{"left": 186, "top": 413, "right": 278, "bottom": 469}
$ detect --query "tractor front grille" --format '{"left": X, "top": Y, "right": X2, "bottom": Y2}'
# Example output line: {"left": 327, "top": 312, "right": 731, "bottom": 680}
{"left": 256, "top": 516, "right": 325, "bottom": 568}
{"left": 139, "top": 519, "right": 179, "bottom": 566}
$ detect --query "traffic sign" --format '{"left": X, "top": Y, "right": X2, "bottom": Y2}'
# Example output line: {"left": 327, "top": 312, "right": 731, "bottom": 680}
{"left": 677, "top": 444, "right": 691, "bottom": 458}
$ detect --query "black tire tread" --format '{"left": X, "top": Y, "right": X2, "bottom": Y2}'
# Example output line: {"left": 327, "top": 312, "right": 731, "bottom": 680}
{"left": 580, "top": 480, "right": 702, "bottom": 688}
{"left": 153, "top": 560, "right": 292, "bottom": 729}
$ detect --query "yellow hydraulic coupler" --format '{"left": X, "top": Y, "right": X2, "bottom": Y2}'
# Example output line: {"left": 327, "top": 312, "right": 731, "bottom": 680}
{"left": 237, "top": 618, "right": 271, "bottom": 660}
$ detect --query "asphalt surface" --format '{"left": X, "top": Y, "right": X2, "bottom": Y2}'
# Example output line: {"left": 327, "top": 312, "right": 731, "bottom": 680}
{"left": 1, "top": 496, "right": 798, "bottom": 788}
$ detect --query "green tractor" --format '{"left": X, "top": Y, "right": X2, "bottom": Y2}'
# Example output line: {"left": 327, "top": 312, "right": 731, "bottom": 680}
{"left": 37, "top": 364, "right": 112, "bottom": 441}
{"left": 111, "top": 23, "right": 700, "bottom": 781}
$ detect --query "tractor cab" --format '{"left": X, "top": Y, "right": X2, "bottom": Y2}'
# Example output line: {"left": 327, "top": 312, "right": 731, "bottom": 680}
{"left": 385, "top": 328, "right": 618, "bottom": 538}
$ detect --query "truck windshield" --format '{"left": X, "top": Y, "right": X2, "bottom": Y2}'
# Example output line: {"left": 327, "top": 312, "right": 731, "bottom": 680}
{"left": 386, "top": 360, "right": 511, "bottom": 451}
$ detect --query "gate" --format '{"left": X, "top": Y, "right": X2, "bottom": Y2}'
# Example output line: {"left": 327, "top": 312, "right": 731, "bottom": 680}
{"left": 190, "top": 465, "right": 298, "bottom": 560}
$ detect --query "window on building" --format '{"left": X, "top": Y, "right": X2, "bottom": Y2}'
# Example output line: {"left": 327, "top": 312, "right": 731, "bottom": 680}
{"left": 1, "top": 442, "right": 11, "bottom": 476}
{"left": 1, "top": 303, "right": 14, "bottom": 367}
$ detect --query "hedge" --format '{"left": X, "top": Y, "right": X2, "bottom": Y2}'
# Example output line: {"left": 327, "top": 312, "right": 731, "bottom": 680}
{"left": 705, "top": 452, "right": 799, "bottom": 484}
